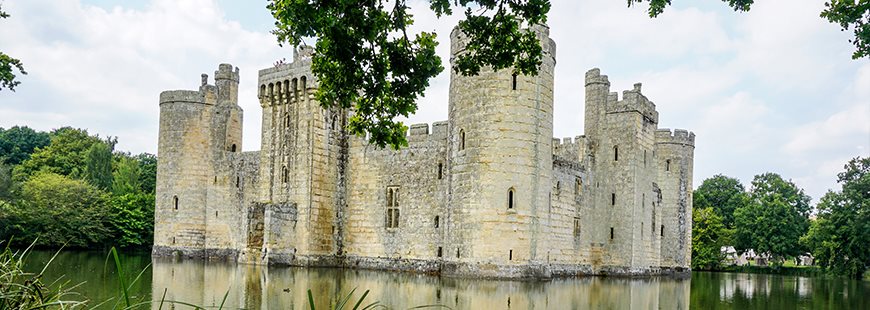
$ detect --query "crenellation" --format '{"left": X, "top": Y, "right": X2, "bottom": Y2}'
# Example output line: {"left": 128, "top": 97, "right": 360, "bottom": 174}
{"left": 155, "top": 23, "right": 693, "bottom": 279}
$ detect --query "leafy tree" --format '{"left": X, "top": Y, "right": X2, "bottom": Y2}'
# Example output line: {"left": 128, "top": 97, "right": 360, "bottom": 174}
{"left": 268, "top": 0, "right": 549, "bottom": 149}
{"left": 801, "top": 157, "right": 870, "bottom": 278}
{"left": 692, "top": 207, "right": 728, "bottom": 270}
{"left": 693, "top": 174, "right": 748, "bottom": 229}
{"left": 13, "top": 127, "right": 105, "bottom": 181}
{"left": 733, "top": 173, "right": 811, "bottom": 265}
{"left": 112, "top": 154, "right": 140, "bottom": 196}
{"left": 134, "top": 153, "right": 157, "bottom": 194}
{"left": 0, "top": 126, "right": 50, "bottom": 166}
{"left": 108, "top": 193, "right": 154, "bottom": 248}
{"left": 3, "top": 172, "right": 111, "bottom": 248}
{"left": 632, "top": 0, "right": 869, "bottom": 60}
{"left": 0, "top": 5, "right": 27, "bottom": 92}
{"left": 84, "top": 142, "right": 113, "bottom": 190}
{"left": 0, "top": 163, "right": 11, "bottom": 200}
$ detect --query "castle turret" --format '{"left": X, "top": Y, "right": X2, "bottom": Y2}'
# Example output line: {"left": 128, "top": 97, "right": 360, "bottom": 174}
{"left": 656, "top": 129, "right": 695, "bottom": 270}
{"left": 445, "top": 24, "right": 556, "bottom": 277}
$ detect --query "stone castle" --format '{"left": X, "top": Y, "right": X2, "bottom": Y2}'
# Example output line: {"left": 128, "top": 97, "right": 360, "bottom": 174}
{"left": 153, "top": 25, "right": 695, "bottom": 279}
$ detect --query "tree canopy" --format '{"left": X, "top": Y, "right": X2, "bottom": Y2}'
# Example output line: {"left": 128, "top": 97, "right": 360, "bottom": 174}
{"left": 693, "top": 174, "right": 748, "bottom": 229}
{"left": 801, "top": 157, "right": 870, "bottom": 278}
{"left": 0, "top": 126, "right": 50, "bottom": 166}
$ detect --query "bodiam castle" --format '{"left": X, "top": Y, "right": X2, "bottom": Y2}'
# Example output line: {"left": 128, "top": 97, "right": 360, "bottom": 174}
{"left": 153, "top": 24, "right": 695, "bottom": 279}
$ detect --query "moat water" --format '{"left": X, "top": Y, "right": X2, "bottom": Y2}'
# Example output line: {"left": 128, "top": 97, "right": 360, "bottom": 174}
{"left": 22, "top": 250, "right": 870, "bottom": 309}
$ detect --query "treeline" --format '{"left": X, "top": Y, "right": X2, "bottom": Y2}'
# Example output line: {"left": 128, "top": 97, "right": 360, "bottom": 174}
{"left": 691, "top": 156, "right": 870, "bottom": 279}
{"left": 0, "top": 126, "right": 156, "bottom": 250}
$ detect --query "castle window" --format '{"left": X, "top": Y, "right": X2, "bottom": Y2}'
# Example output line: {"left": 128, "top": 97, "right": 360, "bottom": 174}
{"left": 285, "top": 113, "right": 290, "bottom": 128}
{"left": 610, "top": 227, "right": 614, "bottom": 240}
{"left": 644, "top": 150, "right": 647, "bottom": 166}
{"left": 642, "top": 222, "right": 644, "bottom": 237}
{"left": 509, "top": 249, "right": 513, "bottom": 261}
{"left": 215, "top": 211, "right": 219, "bottom": 217}
{"left": 300, "top": 76, "right": 307, "bottom": 94}
{"left": 173, "top": 195, "right": 178, "bottom": 210}
{"left": 438, "top": 163, "right": 443, "bottom": 180}
{"left": 259, "top": 85, "right": 266, "bottom": 98}
{"left": 282, "top": 166, "right": 288, "bottom": 184}
{"left": 231, "top": 144, "right": 237, "bottom": 152}
{"left": 172, "top": 237, "right": 176, "bottom": 244}
{"left": 573, "top": 217, "right": 581, "bottom": 236}
{"left": 385, "top": 186, "right": 400, "bottom": 229}
{"left": 576, "top": 178, "right": 582, "bottom": 195}
{"left": 508, "top": 187, "right": 515, "bottom": 209}
{"left": 434, "top": 216, "right": 440, "bottom": 228}
{"left": 268, "top": 83, "right": 274, "bottom": 97}
{"left": 437, "top": 247, "right": 443, "bottom": 258}
{"left": 611, "top": 193, "right": 616, "bottom": 206}
{"left": 459, "top": 129, "right": 466, "bottom": 151}
{"left": 642, "top": 193, "right": 645, "bottom": 209}
{"left": 661, "top": 225, "right": 664, "bottom": 237}
{"left": 614, "top": 146, "right": 619, "bottom": 161}
{"left": 511, "top": 73, "right": 517, "bottom": 90}
{"left": 236, "top": 176, "right": 240, "bottom": 188}
{"left": 666, "top": 159, "right": 671, "bottom": 171}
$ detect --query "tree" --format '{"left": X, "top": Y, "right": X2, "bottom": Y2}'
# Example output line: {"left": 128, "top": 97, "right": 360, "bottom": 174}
{"left": 0, "top": 5, "right": 26, "bottom": 92}
{"left": 84, "top": 142, "right": 113, "bottom": 190}
{"left": 0, "top": 126, "right": 51, "bottom": 166}
{"left": 108, "top": 192, "right": 154, "bottom": 248}
{"left": 801, "top": 157, "right": 870, "bottom": 278}
{"left": 0, "top": 163, "right": 11, "bottom": 200}
{"left": 13, "top": 127, "right": 105, "bottom": 181}
{"left": 112, "top": 154, "right": 140, "bottom": 196}
{"left": 3, "top": 172, "right": 112, "bottom": 248}
{"left": 692, "top": 207, "right": 728, "bottom": 270}
{"left": 134, "top": 153, "right": 157, "bottom": 194}
{"left": 268, "top": 0, "right": 549, "bottom": 149}
{"left": 733, "top": 173, "right": 811, "bottom": 265}
{"left": 693, "top": 174, "right": 748, "bottom": 229}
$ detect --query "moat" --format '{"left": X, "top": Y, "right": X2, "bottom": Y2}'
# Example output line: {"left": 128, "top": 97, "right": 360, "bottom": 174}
{"left": 23, "top": 250, "right": 870, "bottom": 309}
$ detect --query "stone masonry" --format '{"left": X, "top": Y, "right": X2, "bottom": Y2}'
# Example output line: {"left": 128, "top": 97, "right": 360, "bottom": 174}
{"left": 153, "top": 24, "right": 695, "bottom": 279}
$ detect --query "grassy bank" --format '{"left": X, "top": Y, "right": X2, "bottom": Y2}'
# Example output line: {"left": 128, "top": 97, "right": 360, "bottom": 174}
{"left": 715, "top": 265, "right": 825, "bottom": 277}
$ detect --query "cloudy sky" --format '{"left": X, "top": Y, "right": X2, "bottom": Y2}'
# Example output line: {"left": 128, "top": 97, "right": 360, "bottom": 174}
{"left": 1, "top": 0, "right": 867, "bottom": 203}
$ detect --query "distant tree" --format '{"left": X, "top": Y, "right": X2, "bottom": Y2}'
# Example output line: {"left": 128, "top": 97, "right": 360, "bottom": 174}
{"left": 111, "top": 154, "right": 140, "bottom": 196}
{"left": 108, "top": 192, "right": 154, "bottom": 248}
{"left": 134, "top": 153, "right": 157, "bottom": 194}
{"left": 632, "top": 0, "right": 869, "bottom": 60}
{"left": 0, "top": 5, "right": 27, "bottom": 92}
{"left": 693, "top": 174, "right": 748, "bottom": 229}
{"left": 733, "top": 173, "right": 811, "bottom": 265}
{"left": 84, "top": 142, "right": 113, "bottom": 190}
{"left": 0, "top": 163, "right": 11, "bottom": 200}
{"left": 801, "top": 157, "right": 870, "bottom": 278}
{"left": 0, "top": 126, "right": 50, "bottom": 166}
{"left": 692, "top": 207, "right": 728, "bottom": 270}
{"left": 4, "top": 172, "right": 111, "bottom": 248}
{"left": 13, "top": 127, "right": 105, "bottom": 181}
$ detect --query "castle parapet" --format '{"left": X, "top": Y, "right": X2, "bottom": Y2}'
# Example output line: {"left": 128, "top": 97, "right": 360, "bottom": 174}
{"left": 605, "top": 83, "right": 659, "bottom": 124}
{"left": 159, "top": 90, "right": 206, "bottom": 105}
{"left": 585, "top": 68, "right": 610, "bottom": 86}
{"left": 215, "top": 63, "right": 240, "bottom": 82}
{"left": 656, "top": 128, "right": 696, "bottom": 147}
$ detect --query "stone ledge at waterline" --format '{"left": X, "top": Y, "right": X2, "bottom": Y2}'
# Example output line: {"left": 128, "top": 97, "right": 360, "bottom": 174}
{"left": 152, "top": 22, "right": 696, "bottom": 280}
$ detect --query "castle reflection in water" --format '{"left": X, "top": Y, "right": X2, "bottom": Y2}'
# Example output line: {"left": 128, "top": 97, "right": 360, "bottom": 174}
{"left": 150, "top": 258, "right": 690, "bottom": 310}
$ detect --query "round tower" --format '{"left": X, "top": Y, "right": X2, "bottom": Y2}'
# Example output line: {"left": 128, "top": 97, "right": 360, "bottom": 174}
{"left": 154, "top": 90, "right": 211, "bottom": 257}
{"left": 445, "top": 24, "right": 556, "bottom": 277}
{"left": 655, "top": 129, "right": 695, "bottom": 271}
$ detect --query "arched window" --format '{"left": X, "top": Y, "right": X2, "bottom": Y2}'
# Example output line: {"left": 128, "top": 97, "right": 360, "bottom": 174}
{"left": 437, "top": 163, "right": 443, "bottom": 180}
{"left": 511, "top": 73, "right": 517, "bottom": 90}
{"left": 282, "top": 166, "right": 288, "bottom": 183}
{"left": 459, "top": 129, "right": 466, "bottom": 151}
{"left": 231, "top": 144, "right": 237, "bottom": 152}
{"left": 614, "top": 145, "right": 619, "bottom": 161}
{"left": 666, "top": 159, "right": 671, "bottom": 171}
{"left": 268, "top": 83, "right": 274, "bottom": 97}
{"left": 434, "top": 216, "right": 440, "bottom": 228}
{"left": 508, "top": 187, "right": 515, "bottom": 209}
{"left": 385, "top": 186, "right": 400, "bottom": 228}
{"left": 259, "top": 85, "right": 266, "bottom": 98}
{"left": 661, "top": 225, "right": 665, "bottom": 237}
{"left": 173, "top": 195, "right": 178, "bottom": 210}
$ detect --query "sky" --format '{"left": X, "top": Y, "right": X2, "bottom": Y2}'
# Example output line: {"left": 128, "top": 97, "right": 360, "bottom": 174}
{"left": 0, "top": 0, "right": 868, "bottom": 203}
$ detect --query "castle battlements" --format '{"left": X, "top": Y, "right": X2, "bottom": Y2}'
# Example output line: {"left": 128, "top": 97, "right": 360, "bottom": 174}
{"left": 159, "top": 90, "right": 206, "bottom": 105}
{"left": 656, "top": 128, "right": 696, "bottom": 147}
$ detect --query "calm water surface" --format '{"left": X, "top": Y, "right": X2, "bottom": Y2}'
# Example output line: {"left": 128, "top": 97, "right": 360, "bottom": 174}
{"left": 22, "top": 251, "right": 870, "bottom": 309}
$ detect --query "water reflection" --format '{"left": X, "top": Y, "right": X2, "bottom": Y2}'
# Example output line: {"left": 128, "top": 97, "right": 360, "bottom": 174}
{"left": 150, "top": 258, "right": 690, "bottom": 309}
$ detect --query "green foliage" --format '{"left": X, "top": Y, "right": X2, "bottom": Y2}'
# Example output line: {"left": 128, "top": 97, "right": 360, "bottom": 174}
{"left": 733, "top": 173, "right": 811, "bottom": 265}
{"left": 627, "top": 0, "right": 753, "bottom": 18}
{"left": 112, "top": 155, "right": 141, "bottom": 195}
{"left": 7, "top": 172, "right": 112, "bottom": 248}
{"left": 0, "top": 6, "right": 26, "bottom": 93}
{"left": 108, "top": 193, "right": 154, "bottom": 249}
{"left": 13, "top": 127, "right": 106, "bottom": 182}
{"left": 821, "top": 0, "right": 870, "bottom": 59}
{"left": 268, "top": 0, "right": 549, "bottom": 149}
{"left": 134, "top": 153, "right": 157, "bottom": 194}
{"left": 692, "top": 207, "right": 728, "bottom": 270}
{"left": 0, "top": 126, "right": 50, "bottom": 166}
{"left": 85, "top": 141, "right": 114, "bottom": 190}
{"left": 801, "top": 157, "right": 870, "bottom": 279}
{"left": 693, "top": 174, "right": 748, "bottom": 229}
{"left": 0, "top": 163, "right": 11, "bottom": 200}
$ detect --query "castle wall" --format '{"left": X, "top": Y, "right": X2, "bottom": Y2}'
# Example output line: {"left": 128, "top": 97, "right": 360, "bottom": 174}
{"left": 656, "top": 129, "right": 695, "bottom": 270}
{"left": 342, "top": 122, "right": 448, "bottom": 270}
